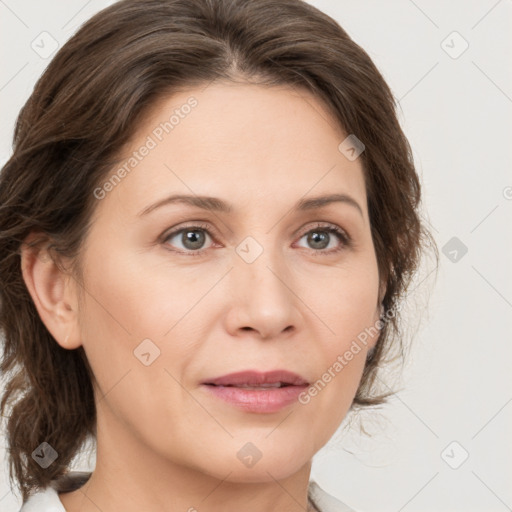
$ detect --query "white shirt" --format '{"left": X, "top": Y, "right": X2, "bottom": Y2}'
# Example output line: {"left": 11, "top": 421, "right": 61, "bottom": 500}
{"left": 18, "top": 472, "right": 358, "bottom": 512}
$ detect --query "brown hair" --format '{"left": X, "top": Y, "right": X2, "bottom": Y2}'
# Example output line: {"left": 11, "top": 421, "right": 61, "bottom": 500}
{"left": 0, "top": 0, "right": 438, "bottom": 502}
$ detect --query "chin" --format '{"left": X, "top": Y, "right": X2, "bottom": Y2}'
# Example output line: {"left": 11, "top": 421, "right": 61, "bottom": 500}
{"left": 207, "top": 462, "right": 306, "bottom": 484}
{"left": 197, "top": 443, "right": 309, "bottom": 483}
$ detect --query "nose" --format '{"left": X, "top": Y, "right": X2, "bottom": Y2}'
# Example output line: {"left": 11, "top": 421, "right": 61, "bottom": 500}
{"left": 224, "top": 244, "right": 302, "bottom": 340}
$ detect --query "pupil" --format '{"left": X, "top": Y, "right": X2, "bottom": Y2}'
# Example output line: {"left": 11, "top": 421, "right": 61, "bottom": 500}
{"left": 184, "top": 230, "right": 205, "bottom": 249}
{"left": 309, "top": 231, "right": 328, "bottom": 249}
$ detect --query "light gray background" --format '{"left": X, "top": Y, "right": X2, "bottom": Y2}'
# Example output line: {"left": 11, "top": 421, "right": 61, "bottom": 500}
{"left": 1, "top": 1, "right": 511, "bottom": 511}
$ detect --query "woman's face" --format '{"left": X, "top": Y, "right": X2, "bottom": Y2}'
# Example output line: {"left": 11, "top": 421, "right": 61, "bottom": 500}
{"left": 71, "top": 82, "right": 383, "bottom": 481}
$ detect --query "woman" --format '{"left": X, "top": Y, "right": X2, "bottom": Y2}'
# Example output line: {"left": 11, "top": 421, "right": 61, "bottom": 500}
{"left": 0, "top": 1, "right": 438, "bottom": 511}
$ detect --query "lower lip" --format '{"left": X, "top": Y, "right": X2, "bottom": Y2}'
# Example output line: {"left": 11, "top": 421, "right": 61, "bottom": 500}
{"left": 201, "top": 384, "right": 308, "bottom": 413}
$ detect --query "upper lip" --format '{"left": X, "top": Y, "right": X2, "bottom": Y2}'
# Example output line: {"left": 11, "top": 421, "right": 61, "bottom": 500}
{"left": 202, "top": 370, "right": 309, "bottom": 387}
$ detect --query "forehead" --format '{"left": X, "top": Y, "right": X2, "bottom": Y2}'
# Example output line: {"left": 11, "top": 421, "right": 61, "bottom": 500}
{"left": 92, "top": 82, "right": 367, "bottom": 221}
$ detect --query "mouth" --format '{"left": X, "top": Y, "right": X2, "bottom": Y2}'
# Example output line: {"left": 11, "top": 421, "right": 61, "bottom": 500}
{"left": 200, "top": 370, "right": 310, "bottom": 413}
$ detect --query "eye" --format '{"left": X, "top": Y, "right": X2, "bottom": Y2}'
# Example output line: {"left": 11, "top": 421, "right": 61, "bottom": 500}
{"left": 161, "top": 222, "right": 351, "bottom": 256}
{"left": 162, "top": 223, "right": 215, "bottom": 256}
{"left": 295, "top": 223, "right": 351, "bottom": 254}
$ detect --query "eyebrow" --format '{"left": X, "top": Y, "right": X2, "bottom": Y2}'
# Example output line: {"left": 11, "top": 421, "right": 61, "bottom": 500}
{"left": 138, "top": 193, "right": 364, "bottom": 218}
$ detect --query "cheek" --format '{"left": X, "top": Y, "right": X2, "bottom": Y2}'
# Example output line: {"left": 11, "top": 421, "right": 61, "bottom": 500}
{"left": 76, "top": 246, "right": 202, "bottom": 397}
{"left": 80, "top": 242, "right": 209, "bottom": 338}
{"left": 300, "top": 257, "right": 380, "bottom": 420}
{"left": 76, "top": 256, "right": 197, "bottom": 444}
{"left": 316, "top": 256, "right": 380, "bottom": 347}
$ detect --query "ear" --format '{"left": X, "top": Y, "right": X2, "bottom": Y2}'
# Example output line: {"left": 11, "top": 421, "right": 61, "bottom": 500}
{"left": 20, "top": 233, "right": 82, "bottom": 350}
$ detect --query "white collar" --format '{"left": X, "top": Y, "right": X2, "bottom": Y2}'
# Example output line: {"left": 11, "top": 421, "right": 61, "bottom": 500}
{"left": 19, "top": 476, "right": 357, "bottom": 512}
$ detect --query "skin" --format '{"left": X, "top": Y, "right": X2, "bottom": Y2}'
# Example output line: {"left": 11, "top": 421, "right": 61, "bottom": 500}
{"left": 21, "top": 81, "right": 384, "bottom": 512}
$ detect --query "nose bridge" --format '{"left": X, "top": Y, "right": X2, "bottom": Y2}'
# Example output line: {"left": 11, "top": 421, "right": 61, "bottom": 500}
{"left": 236, "top": 233, "right": 288, "bottom": 299}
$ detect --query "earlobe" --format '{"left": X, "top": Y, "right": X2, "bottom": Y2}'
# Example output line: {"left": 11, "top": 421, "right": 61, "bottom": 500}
{"left": 20, "top": 234, "right": 82, "bottom": 350}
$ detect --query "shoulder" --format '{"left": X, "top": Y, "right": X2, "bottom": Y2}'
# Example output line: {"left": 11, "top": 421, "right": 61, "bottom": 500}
{"left": 19, "top": 471, "right": 92, "bottom": 512}
{"left": 308, "top": 480, "right": 360, "bottom": 512}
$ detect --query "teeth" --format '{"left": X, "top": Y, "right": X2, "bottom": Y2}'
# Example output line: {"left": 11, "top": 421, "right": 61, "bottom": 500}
{"left": 235, "top": 383, "right": 283, "bottom": 389}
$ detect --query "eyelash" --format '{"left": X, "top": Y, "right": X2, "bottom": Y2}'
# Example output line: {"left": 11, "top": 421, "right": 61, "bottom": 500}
{"left": 161, "top": 222, "right": 352, "bottom": 257}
